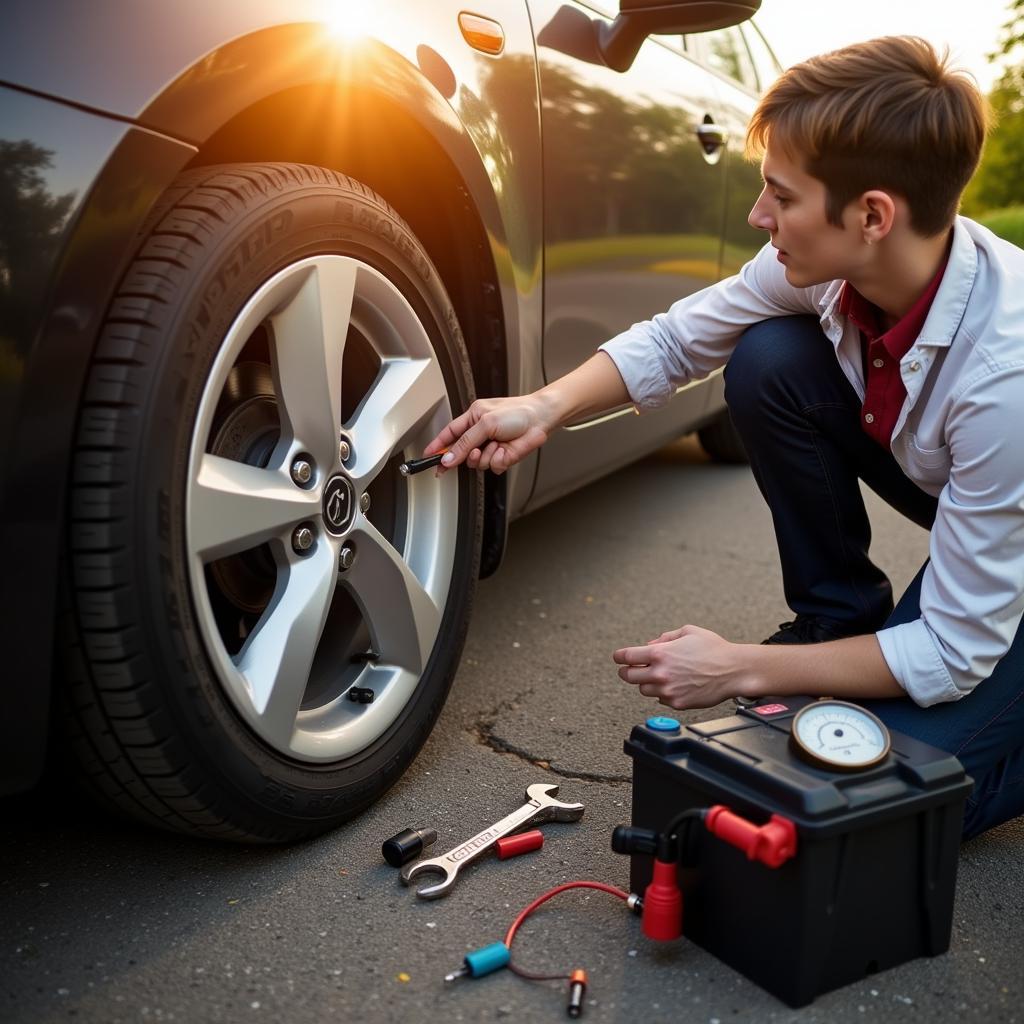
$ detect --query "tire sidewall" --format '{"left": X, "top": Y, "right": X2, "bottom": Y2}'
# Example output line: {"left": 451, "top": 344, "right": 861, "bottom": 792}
{"left": 136, "top": 169, "right": 480, "bottom": 833}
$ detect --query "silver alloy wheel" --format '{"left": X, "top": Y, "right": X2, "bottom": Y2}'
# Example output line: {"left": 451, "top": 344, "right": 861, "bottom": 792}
{"left": 186, "top": 256, "right": 458, "bottom": 762}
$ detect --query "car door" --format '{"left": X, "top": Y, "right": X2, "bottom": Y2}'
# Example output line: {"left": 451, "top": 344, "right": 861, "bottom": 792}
{"left": 687, "top": 19, "right": 781, "bottom": 413}
{"left": 525, "top": 0, "right": 731, "bottom": 505}
{"left": 693, "top": 20, "right": 778, "bottom": 274}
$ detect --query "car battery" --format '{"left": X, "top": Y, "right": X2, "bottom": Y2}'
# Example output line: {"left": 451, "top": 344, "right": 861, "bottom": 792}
{"left": 623, "top": 697, "right": 973, "bottom": 1008}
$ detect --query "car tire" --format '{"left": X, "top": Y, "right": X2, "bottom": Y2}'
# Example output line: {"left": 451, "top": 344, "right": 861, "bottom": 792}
{"left": 697, "top": 410, "right": 749, "bottom": 464}
{"left": 59, "top": 163, "right": 482, "bottom": 842}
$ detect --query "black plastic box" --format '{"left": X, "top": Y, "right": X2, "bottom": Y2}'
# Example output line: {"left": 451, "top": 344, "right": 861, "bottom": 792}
{"left": 624, "top": 698, "right": 972, "bottom": 1007}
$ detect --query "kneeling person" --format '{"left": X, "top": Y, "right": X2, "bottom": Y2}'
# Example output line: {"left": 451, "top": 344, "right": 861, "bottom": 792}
{"left": 426, "top": 36, "right": 1023, "bottom": 840}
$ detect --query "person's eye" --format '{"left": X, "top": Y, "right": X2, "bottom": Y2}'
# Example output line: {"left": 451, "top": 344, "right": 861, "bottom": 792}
{"left": 773, "top": 193, "right": 791, "bottom": 208}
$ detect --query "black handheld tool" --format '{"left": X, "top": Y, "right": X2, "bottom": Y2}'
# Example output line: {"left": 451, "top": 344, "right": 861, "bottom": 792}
{"left": 399, "top": 449, "right": 449, "bottom": 476}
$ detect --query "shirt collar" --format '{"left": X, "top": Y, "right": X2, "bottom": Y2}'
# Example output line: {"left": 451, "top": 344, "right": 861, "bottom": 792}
{"left": 839, "top": 234, "right": 951, "bottom": 359}
{"left": 917, "top": 216, "right": 978, "bottom": 349}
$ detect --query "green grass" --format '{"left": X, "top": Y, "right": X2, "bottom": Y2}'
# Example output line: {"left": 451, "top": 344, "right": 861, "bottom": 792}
{"left": 545, "top": 234, "right": 755, "bottom": 276}
{"left": 977, "top": 206, "right": 1024, "bottom": 249}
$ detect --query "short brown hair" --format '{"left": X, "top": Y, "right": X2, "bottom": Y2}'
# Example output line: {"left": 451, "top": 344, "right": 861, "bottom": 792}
{"left": 746, "top": 36, "right": 990, "bottom": 237}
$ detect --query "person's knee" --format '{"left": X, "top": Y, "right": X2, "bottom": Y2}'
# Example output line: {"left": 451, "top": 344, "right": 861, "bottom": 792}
{"left": 724, "top": 315, "right": 822, "bottom": 425}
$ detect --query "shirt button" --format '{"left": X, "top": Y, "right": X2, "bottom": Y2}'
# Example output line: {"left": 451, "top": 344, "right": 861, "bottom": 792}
{"left": 908, "top": 361, "right": 921, "bottom": 372}
{"left": 864, "top": 412, "right": 875, "bottom": 424}
{"left": 872, "top": 358, "right": 885, "bottom": 368}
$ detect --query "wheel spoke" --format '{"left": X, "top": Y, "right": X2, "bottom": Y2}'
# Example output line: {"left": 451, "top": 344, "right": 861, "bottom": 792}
{"left": 347, "top": 357, "right": 447, "bottom": 487}
{"left": 235, "top": 540, "right": 338, "bottom": 748}
{"left": 342, "top": 517, "right": 442, "bottom": 674}
{"left": 270, "top": 258, "right": 357, "bottom": 470}
{"left": 190, "top": 454, "right": 319, "bottom": 561}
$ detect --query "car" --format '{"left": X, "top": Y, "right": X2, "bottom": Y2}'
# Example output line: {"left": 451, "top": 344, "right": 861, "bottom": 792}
{"left": 0, "top": 0, "right": 780, "bottom": 841}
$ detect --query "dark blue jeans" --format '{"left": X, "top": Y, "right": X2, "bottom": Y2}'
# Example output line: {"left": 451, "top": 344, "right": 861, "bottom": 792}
{"left": 724, "top": 315, "right": 1024, "bottom": 839}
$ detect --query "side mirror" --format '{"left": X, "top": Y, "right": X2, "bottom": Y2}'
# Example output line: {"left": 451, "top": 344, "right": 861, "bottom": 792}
{"left": 600, "top": 0, "right": 761, "bottom": 71}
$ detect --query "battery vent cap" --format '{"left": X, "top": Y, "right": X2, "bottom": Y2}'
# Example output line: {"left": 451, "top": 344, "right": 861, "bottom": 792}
{"left": 646, "top": 716, "right": 681, "bottom": 733}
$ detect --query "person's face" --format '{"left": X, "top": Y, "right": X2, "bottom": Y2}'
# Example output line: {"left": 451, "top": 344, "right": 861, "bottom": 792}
{"left": 747, "top": 143, "right": 862, "bottom": 288}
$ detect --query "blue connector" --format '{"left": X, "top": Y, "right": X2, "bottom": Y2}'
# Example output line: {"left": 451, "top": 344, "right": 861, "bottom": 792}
{"left": 444, "top": 941, "right": 511, "bottom": 983}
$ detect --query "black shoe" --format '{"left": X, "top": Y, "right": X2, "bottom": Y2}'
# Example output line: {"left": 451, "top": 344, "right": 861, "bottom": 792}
{"left": 760, "top": 615, "right": 850, "bottom": 645}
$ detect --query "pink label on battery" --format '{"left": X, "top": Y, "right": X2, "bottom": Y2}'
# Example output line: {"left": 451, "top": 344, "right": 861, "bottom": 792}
{"left": 753, "top": 703, "right": 789, "bottom": 715}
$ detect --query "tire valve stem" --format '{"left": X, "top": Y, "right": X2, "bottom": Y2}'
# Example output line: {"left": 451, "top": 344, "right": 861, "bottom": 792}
{"left": 566, "top": 968, "right": 588, "bottom": 1018}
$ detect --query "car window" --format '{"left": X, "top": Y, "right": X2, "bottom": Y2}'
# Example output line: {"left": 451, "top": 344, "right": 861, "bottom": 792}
{"left": 700, "top": 25, "right": 759, "bottom": 94}
{"left": 740, "top": 21, "right": 783, "bottom": 91}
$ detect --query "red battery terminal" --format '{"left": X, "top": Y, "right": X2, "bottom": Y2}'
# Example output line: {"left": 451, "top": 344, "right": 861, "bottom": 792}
{"left": 640, "top": 857, "right": 683, "bottom": 941}
{"left": 704, "top": 805, "right": 798, "bottom": 868}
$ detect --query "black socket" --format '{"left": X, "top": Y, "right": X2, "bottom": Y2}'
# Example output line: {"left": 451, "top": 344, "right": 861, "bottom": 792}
{"left": 381, "top": 827, "right": 438, "bottom": 867}
{"left": 611, "top": 825, "right": 659, "bottom": 856}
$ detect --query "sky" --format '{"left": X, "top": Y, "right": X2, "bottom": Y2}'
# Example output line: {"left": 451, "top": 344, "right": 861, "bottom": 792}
{"left": 754, "top": 0, "right": 1016, "bottom": 92}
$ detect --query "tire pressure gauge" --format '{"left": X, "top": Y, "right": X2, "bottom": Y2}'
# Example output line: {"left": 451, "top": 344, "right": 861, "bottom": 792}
{"left": 789, "top": 700, "right": 891, "bottom": 771}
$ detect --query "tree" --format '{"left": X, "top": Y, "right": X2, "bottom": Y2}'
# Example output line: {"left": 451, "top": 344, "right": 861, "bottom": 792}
{"left": 962, "top": 62, "right": 1024, "bottom": 215}
{"left": 0, "top": 140, "right": 77, "bottom": 356}
{"left": 991, "top": 0, "right": 1024, "bottom": 58}
{"left": 961, "top": 1, "right": 1024, "bottom": 215}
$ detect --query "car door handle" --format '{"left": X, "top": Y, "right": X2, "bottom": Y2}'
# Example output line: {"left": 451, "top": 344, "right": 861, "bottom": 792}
{"left": 695, "top": 123, "right": 728, "bottom": 154}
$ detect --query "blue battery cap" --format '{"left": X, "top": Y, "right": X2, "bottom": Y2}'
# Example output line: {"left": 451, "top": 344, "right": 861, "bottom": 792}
{"left": 646, "top": 716, "right": 681, "bottom": 733}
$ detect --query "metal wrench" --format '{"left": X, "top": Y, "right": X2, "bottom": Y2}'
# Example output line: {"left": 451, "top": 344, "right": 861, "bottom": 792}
{"left": 400, "top": 783, "right": 585, "bottom": 899}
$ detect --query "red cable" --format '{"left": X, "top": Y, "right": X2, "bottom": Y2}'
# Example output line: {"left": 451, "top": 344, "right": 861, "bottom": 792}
{"left": 503, "top": 880, "right": 630, "bottom": 949}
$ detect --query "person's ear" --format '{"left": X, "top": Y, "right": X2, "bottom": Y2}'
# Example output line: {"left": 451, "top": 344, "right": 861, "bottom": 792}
{"left": 859, "top": 190, "right": 896, "bottom": 244}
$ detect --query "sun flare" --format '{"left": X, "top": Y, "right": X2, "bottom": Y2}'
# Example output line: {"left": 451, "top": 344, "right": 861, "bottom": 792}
{"left": 322, "top": 2, "right": 374, "bottom": 41}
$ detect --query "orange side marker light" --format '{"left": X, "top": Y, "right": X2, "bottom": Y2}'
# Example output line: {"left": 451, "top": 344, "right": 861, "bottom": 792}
{"left": 458, "top": 12, "right": 504, "bottom": 55}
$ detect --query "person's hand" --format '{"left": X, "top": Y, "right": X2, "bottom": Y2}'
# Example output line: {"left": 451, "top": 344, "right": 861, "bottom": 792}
{"left": 612, "top": 624, "right": 747, "bottom": 709}
{"left": 424, "top": 393, "right": 557, "bottom": 475}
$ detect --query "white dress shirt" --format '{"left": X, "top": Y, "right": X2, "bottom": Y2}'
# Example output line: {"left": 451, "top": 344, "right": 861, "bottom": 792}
{"left": 599, "top": 216, "right": 1024, "bottom": 707}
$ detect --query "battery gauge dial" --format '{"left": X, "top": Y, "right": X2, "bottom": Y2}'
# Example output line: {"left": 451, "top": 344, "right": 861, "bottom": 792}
{"left": 790, "top": 700, "right": 891, "bottom": 771}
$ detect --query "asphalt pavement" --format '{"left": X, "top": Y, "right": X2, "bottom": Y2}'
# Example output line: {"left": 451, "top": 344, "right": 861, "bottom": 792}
{"left": 2, "top": 436, "right": 1021, "bottom": 1024}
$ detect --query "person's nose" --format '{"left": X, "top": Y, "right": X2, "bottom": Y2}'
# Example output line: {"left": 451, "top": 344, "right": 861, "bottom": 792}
{"left": 748, "top": 190, "right": 776, "bottom": 232}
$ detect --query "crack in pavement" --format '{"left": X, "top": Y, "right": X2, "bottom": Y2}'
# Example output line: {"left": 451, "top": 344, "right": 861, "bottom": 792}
{"left": 470, "top": 687, "right": 631, "bottom": 784}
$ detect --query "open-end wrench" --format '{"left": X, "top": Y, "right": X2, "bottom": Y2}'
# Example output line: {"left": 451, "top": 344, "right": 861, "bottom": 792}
{"left": 400, "top": 783, "right": 585, "bottom": 899}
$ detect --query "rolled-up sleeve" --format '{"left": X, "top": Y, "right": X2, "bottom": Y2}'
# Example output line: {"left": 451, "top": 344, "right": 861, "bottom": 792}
{"left": 876, "top": 367, "right": 1024, "bottom": 705}
{"left": 599, "top": 242, "right": 821, "bottom": 410}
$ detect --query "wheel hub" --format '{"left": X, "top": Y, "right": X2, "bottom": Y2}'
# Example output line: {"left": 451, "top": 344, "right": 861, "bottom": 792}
{"left": 322, "top": 475, "right": 356, "bottom": 536}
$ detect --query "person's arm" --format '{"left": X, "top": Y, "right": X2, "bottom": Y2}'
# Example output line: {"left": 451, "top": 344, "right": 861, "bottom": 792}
{"left": 427, "top": 351, "right": 629, "bottom": 475}
{"left": 536, "top": 349, "right": 633, "bottom": 424}
{"left": 427, "top": 241, "right": 821, "bottom": 473}
{"left": 613, "top": 626, "right": 904, "bottom": 710}
{"left": 870, "top": 372, "right": 1024, "bottom": 706}
{"left": 741, "top": 634, "right": 904, "bottom": 701}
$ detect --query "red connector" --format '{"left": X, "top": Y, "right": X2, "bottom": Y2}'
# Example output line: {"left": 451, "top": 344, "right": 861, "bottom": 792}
{"left": 704, "top": 805, "right": 797, "bottom": 868}
{"left": 641, "top": 858, "right": 683, "bottom": 941}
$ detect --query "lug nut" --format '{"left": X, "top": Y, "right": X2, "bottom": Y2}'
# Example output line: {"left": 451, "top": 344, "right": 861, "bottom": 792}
{"left": 339, "top": 543, "right": 356, "bottom": 571}
{"left": 339, "top": 438, "right": 351, "bottom": 462}
{"left": 292, "top": 525, "right": 315, "bottom": 553}
{"left": 290, "top": 458, "right": 313, "bottom": 486}
{"left": 359, "top": 493, "right": 371, "bottom": 513}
